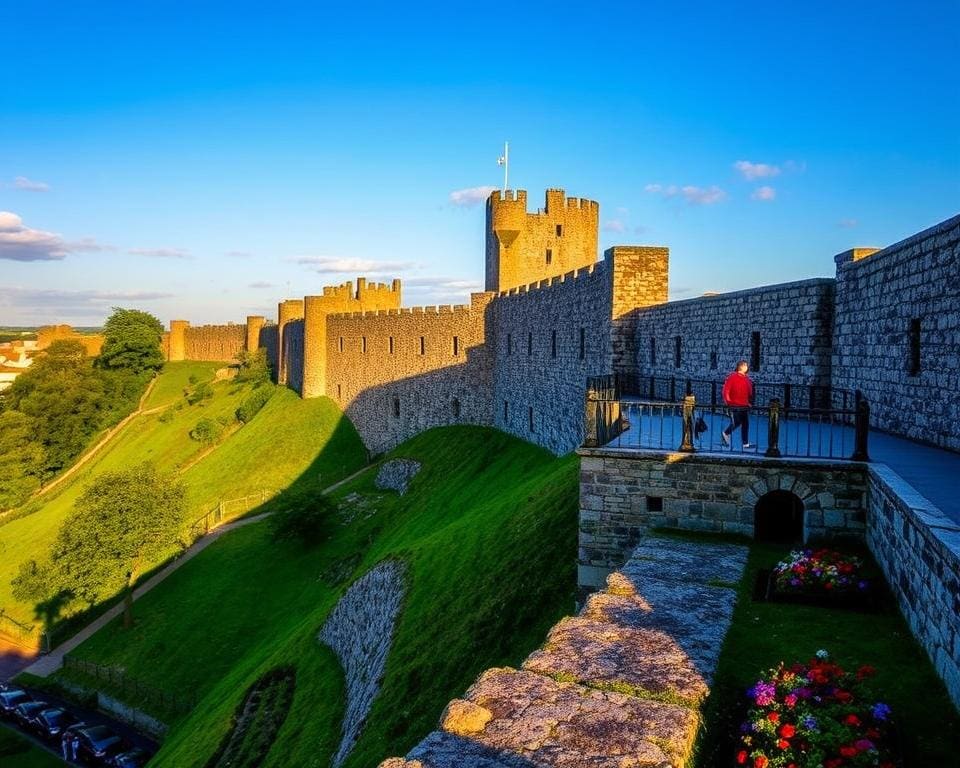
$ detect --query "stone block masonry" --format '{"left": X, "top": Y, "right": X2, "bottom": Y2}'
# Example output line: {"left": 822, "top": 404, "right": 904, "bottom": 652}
{"left": 867, "top": 464, "right": 960, "bottom": 710}
{"left": 833, "top": 214, "right": 960, "bottom": 451}
{"left": 378, "top": 536, "right": 748, "bottom": 768}
{"left": 577, "top": 449, "right": 867, "bottom": 593}
{"left": 163, "top": 321, "right": 245, "bottom": 362}
{"left": 631, "top": 277, "right": 835, "bottom": 389}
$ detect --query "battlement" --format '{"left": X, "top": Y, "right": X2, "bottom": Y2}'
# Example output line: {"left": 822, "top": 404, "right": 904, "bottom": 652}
{"left": 328, "top": 302, "right": 474, "bottom": 320}
{"left": 486, "top": 188, "right": 600, "bottom": 293}
{"left": 497, "top": 261, "right": 607, "bottom": 298}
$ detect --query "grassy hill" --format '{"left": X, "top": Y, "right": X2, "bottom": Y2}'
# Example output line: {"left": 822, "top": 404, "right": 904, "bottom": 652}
{"left": 0, "top": 362, "right": 367, "bottom": 630}
{"left": 45, "top": 426, "right": 580, "bottom": 767}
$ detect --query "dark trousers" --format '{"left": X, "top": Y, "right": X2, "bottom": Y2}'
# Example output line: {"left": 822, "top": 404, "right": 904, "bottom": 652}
{"left": 724, "top": 407, "right": 750, "bottom": 444}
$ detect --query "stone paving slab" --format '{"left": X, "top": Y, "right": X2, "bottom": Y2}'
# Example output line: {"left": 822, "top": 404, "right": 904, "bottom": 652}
{"left": 443, "top": 667, "right": 699, "bottom": 768}
{"left": 621, "top": 538, "right": 748, "bottom": 587}
{"left": 380, "top": 730, "right": 535, "bottom": 768}
{"left": 522, "top": 617, "right": 709, "bottom": 705}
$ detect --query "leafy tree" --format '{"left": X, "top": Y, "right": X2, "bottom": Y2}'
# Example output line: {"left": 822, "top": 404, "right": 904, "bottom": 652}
{"left": 50, "top": 462, "right": 187, "bottom": 627}
{"left": 97, "top": 307, "right": 165, "bottom": 373}
{"left": 236, "top": 386, "right": 273, "bottom": 423}
{"left": 11, "top": 559, "right": 67, "bottom": 633}
{"left": 0, "top": 411, "right": 45, "bottom": 509}
{"left": 190, "top": 417, "right": 224, "bottom": 444}
{"left": 185, "top": 381, "right": 213, "bottom": 405}
{"left": 235, "top": 348, "right": 271, "bottom": 385}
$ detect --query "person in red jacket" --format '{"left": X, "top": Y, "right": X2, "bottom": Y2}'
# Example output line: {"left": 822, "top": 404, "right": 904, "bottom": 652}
{"left": 721, "top": 360, "right": 754, "bottom": 448}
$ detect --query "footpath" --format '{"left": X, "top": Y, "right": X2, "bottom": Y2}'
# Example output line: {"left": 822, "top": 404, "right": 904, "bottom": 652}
{"left": 380, "top": 536, "right": 748, "bottom": 768}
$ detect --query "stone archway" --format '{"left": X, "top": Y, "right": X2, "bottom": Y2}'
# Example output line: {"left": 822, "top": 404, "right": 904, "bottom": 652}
{"left": 743, "top": 475, "right": 816, "bottom": 542}
{"left": 754, "top": 490, "right": 804, "bottom": 543}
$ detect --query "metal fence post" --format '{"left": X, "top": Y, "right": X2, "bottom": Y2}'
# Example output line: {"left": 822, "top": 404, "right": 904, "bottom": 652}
{"left": 852, "top": 392, "right": 870, "bottom": 461}
{"left": 679, "top": 394, "right": 696, "bottom": 453}
{"left": 766, "top": 398, "right": 782, "bottom": 457}
{"left": 583, "top": 392, "right": 599, "bottom": 448}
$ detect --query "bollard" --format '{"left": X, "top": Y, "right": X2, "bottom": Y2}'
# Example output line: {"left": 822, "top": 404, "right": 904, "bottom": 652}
{"left": 766, "top": 398, "right": 782, "bottom": 457}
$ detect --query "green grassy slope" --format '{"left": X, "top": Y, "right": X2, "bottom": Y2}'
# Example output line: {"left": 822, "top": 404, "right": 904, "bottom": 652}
{"left": 0, "top": 363, "right": 367, "bottom": 629}
{"left": 53, "top": 426, "right": 579, "bottom": 768}
{"left": 0, "top": 726, "right": 61, "bottom": 768}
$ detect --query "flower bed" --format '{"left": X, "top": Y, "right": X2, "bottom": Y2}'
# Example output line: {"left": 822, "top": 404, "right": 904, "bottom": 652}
{"left": 736, "top": 651, "right": 898, "bottom": 768}
{"left": 761, "top": 549, "right": 874, "bottom": 610}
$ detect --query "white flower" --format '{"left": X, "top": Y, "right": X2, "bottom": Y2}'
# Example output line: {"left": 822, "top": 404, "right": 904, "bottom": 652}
{"left": 816, "top": 649, "right": 829, "bottom": 659}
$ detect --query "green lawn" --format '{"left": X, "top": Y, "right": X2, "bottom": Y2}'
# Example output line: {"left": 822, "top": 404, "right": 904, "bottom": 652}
{"left": 0, "top": 726, "right": 61, "bottom": 768}
{"left": 693, "top": 539, "right": 960, "bottom": 767}
{"left": 0, "top": 362, "right": 367, "bottom": 630}
{"left": 49, "top": 426, "right": 580, "bottom": 768}
{"left": 142, "top": 361, "right": 226, "bottom": 410}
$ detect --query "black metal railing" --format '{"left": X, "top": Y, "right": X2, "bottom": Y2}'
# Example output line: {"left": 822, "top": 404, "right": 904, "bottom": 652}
{"left": 583, "top": 391, "right": 870, "bottom": 461}
{"left": 62, "top": 655, "right": 196, "bottom": 714}
{"left": 586, "top": 373, "right": 856, "bottom": 412}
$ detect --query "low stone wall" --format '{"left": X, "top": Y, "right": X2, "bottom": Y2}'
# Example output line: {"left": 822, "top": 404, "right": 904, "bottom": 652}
{"left": 319, "top": 560, "right": 407, "bottom": 768}
{"left": 866, "top": 464, "right": 960, "bottom": 710}
{"left": 375, "top": 459, "right": 421, "bottom": 495}
{"left": 577, "top": 449, "right": 867, "bottom": 593}
{"left": 379, "top": 536, "right": 748, "bottom": 768}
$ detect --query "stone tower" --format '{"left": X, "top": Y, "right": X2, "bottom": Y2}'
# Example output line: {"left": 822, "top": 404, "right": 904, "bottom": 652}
{"left": 277, "top": 300, "right": 304, "bottom": 385}
{"left": 485, "top": 188, "right": 599, "bottom": 293}
{"left": 301, "top": 278, "right": 402, "bottom": 398}
{"left": 245, "top": 315, "right": 266, "bottom": 353}
{"left": 168, "top": 320, "right": 189, "bottom": 362}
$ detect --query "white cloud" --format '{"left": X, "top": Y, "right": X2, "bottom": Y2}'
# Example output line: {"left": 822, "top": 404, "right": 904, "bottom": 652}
{"left": 449, "top": 186, "right": 497, "bottom": 207}
{"left": 783, "top": 160, "right": 807, "bottom": 174}
{"left": 751, "top": 186, "right": 777, "bottom": 201}
{"left": 603, "top": 219, "right": 626, "bottom": 233}
{"left": 129, "top": 247, "right": 191, "bottom": 259}
{"left": 644, "top": 184, "right": 726, "bottom": 205}
{"left": 12, "top": 176, "right": 50, "bottom": 192}
{"left": 734, "top": 160, "right": 781, "bottom": 181}
{"left": 0, "top": 211, "right": 68, "bottom": 261}
{"left": 0, "top": 286, "right": 173, "bottom": 320}
{"left": 838, "top": 218, "right": 858, "bottom": 229}
{"left": 248, "top": 280, "right": 273, "bottom": 289}
{"left": 294, "top": 256, "right": 417, "bottom": 274}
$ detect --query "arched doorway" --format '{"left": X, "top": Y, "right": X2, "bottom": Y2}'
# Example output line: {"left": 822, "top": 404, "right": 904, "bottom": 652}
{"left": 754, "top": 490, "right": 804, "bottom": 543}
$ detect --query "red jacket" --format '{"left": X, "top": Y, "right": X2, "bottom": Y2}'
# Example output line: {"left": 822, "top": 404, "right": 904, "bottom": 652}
{"left": 723, "top": 372, "right": 753, "bottom": 407}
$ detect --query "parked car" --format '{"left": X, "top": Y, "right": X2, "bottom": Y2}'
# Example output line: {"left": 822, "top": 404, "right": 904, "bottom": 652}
{"left": 30, "top": 706, "right": 79, "bottom": 739}
{"left": 73, "top": 724, "right": 125, "bottom": 763}
{"left": 13, "top": 699, "right": 49, "bottom": 727}
{"left": 0, "top": 688, "right": 30, "bottom": 716}
{"left": 109, "top": 747, "right": 150, "bottom": 767}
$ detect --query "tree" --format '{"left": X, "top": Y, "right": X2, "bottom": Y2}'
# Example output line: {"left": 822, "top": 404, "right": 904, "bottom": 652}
{"left": 0, "top": 411, "right": 45, "bottom": 509}
{"left": 234, "top": 348, "right": 271, "bottom": 385}
{"left": 51, "top": 462, "right": 187, "bottom": 627}
{"left": 270, "top": 493, "right": 337, "bottom": 546}
{"left": 97, "top": 308, "right": 165, "bottom": 373}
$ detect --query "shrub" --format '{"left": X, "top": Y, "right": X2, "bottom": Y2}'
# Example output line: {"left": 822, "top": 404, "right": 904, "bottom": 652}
{"left": 234, "top": 349, "right": 271, "bottom": 385}
{"left": 270, "top": 494, "right": 337, "bottom": 546}
{"left": 236, "top": 385, "right": 273, "bottom": 424}
{"left": 185, "top": 381, "right": 213, "bottom": 405}
{"left": 190, "top": 417, "right": 224, "bottom": 444}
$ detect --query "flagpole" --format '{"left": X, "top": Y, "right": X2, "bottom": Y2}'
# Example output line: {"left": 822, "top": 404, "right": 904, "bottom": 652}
{"left": 503, "top": 141, "right": 509, "bottom": 193}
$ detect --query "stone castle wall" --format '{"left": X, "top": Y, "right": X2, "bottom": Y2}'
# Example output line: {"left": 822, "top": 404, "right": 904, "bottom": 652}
{"left": 630, "top": 278, "right": 835, "bottom": 392}
{"left": 182, "top": 324, "right": 246, "bottom": 361}
{"left": 282, "top": 319, "right": 305, "bottom": 394}
{"left": 36, "top": 324, "right": 104, "bottom": 356}
{"left": 833, "top": 215, "right": 960, "bottom": 450}
{"left": 325, "top": 292, "right": 494, "bottom": 455}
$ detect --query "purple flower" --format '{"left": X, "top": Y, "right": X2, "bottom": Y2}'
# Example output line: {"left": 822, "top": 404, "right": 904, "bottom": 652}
{"left": 858, "top": 580, "right": 868, "bottom": 590}
{"left": 802, "top": 716, "right": 819, "bottom": 731}
{"left": 749, "top": 680, "right": 777, "bottom": 706}
{"left": 872, "top": 702, "right": 892, "bottom": 721}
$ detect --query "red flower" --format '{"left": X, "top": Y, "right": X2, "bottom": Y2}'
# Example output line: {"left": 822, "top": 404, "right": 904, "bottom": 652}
{"left": 857, "top": 665, "right": 876, "bottom": 679}
{"left": 767, "top": 711, "right": 780, "bottom": 723}
{"left": 754, "top": 756, "right": 769, "bottom": 768}
{"left": 777, "top": 739, "right": 790, "bottom": 749}
{"left": 825, "top": 760, "right": 843, "bottom": 768}
{"left": 843, "top": 714, "right": 861, "bottom": 726}
{"left": 840, "top": 745, "right": 858, "bottom": 757}
{"left": 736, "top": 750, "right": 748, "bottom": 765}
{"left": 779, "top": 724, "right": 796, "bottom": 738}
{"left": 835, "top": 690, "right": 853, "bottom": 703}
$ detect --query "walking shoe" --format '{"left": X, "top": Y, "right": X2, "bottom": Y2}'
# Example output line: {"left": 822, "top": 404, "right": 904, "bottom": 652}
{"left": 742, "top": 443, "right": 754, "bottom": 449}
{"left": 721, "top": 431, "right": 730, "bottom": 447}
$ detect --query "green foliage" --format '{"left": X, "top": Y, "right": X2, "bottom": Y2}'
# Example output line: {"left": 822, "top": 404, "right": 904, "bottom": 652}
{"left": 0, "top": 725, "right": 62, "bottom": 768}
{"left": 0, "top": 410, "right": 45, "bottom": 509}
{"left": 49, "top": 463, "right": 187, "bottom": 617}
{"left": 186, "top": 381, "right": 214, "bottom": 405}
{"left": 235, "top": 385, "right": 274, "bottom": 423}
{"left": 234, "top": 349, "right": 271, "bottom": 385}
{"left": 96, "top": 307, "right": 165, "bottom": 374}
{"left": 4, "top": 340, "right": 148, "bottom": 480}
{"left": 269, "top": 493, "right": 336, "bottom": 545}
{"left": 190, "top": 417, "right": 225, "bottom": 445}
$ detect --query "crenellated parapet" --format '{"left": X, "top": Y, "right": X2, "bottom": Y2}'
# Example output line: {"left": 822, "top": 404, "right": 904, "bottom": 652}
{"left": 486, "top": 188, "right": 599, "bottom": 293}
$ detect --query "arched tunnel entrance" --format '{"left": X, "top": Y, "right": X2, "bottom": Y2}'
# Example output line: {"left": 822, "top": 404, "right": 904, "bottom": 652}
{"left": 754, "top": 490, "right": 804, "bottom": 543}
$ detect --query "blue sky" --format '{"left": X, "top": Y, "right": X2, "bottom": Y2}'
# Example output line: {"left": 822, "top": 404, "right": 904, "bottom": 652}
{"left": 1, "top": 1, "right": 958, "bottom": 325}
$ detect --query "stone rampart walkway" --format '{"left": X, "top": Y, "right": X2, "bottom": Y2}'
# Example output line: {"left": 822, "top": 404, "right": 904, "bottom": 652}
{"left": 379, "top": 537, "right": 748, "bottom": 768}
